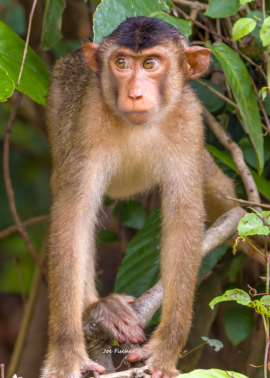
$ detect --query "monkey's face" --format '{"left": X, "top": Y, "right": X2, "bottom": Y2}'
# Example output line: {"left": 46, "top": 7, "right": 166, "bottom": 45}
{"left": 107, "top": 48, "right": 170, "bottom": 125}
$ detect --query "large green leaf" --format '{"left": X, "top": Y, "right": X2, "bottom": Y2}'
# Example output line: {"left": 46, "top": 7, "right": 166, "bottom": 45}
{"left": 207, "top": 145, "right": 270, "bottom": 200}
{"left": 41, "top": 0, "right": 66, "bottom": 50}
{"left": 114, "top": 207, "right": 161, "bottom": 297}
{"left": 0, "top": 67, "right": 14, "bottom": 101}
{"left": 224, "top": 306, "right": 254, "bottom": 345}
{"left": 150, "top": 12, "right": 191, "bottom": 39}
{"left": 260, "top": 16, "right": 270, "bottom": 46}
{"left": 207, "top": 42, "right": 264, "bottom": 175}
{"left": 0, "top": 21, "right": 50, "bottom": 105}
{"left": 204, "top": 0, "right": 241, "bottom": 18}
{"left": 93, "top": 0, "right": 174, "bottom": 44}
{"left": 180, "top": 369, "right": 248, "bottom": 378}
{"left": 191, "top": 80, "right": 225, "bottom": 113}
{"left": 238, "top": 213, "right": 269, "bottom": 237}
{"left": 209, "top": 289, "right": 251, "bottom": 309}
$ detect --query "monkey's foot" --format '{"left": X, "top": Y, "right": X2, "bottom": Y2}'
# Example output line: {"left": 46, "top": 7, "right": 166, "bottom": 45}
{"left": 128, "top": 345, "right": 179, "bottom": 378}
{"left": 41, "top": 350, "right": 105, "bottom": 378}
{"left": 84, "top": 294, "right": 146, "bottom": 344}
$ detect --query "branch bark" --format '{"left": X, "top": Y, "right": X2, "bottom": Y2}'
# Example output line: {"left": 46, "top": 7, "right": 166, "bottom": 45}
{"left": 203, "top": 108, "right": 262, "bottom": 209}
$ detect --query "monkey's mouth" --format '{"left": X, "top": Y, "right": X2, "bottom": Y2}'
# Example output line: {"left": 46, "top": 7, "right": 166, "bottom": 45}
{"left": 122, "top": 110, "right": 155, "bottom": 125}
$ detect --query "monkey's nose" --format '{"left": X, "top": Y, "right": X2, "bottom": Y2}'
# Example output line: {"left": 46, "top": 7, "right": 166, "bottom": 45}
{"left": 128, "top": 89, "right": 143, "bottom": 100}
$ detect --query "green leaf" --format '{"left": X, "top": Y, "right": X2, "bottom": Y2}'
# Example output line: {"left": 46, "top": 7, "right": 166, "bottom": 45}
{"left": 207, "top": 145, "right": 270, "bottom": 200}
{"left": 209, "top": 289, "right": 251, "bottom": 309}
{"left": 224, "top": 306, "right": 254, "bottom": 345}
{"left": 0, "top": 67, "right": 14, "bottom": 101}
{"left": 201, "top": 337, "right": 224, "bottom": 351}
{"left": 113, "top": 200, "right": 146, "bottom": 229}
{"left": 93, "top": 0, "right": 174, "bottom": 44}
{"left": 149, "top": 12, "right": 192, "bottom": 39}
{"left": 191, "top": 80, "right": 226, "bottom": 113}
{"left": 238, "top": 213, "right": 269, "bottom": 236}
{"left": 204, "top": 0, "right": 241, "bottom": 18}
{"left": 97, "top": 229, "right": 119, "bottom": 243}
{"left": 232, "top": 18, "right": 256, "bottom": 41}
{"left": 199, "top": 244, "right": 228, "bottom": 277}
{"left": 240, "top": 0, "right": 253, "bottom": 3}
{"left": 207, "top": 42, "right": 264, "bottom": 175}
{"left": 115, "top": 207, "right": 161, "bottom": 297}
{"left": 0, "top": 21, "right": 50, "bottom": 105}
{"left": 248, "top": 299, "right": 270, "bottom": 315}
{"left": 260, "top": 17, "right": 270, "bottom": 46}
{"left": 247, "top": 11, "right": 263, "bottom": 43}
{"left": 179, "top": 368, "right": 248, "bottom": 378}
{"left": 41, "top": 0, "right": 66, "bottom": 50}
{"left": 247, "top": 207, "right": 263, "bottom": 218}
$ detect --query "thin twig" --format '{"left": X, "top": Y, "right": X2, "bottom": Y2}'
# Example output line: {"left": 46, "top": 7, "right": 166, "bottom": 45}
{"left": 12, "top": 257, "right": 27, "bottom": 306}
{"left": 17, "top": 0, "right": 38, "bottom": 86}
{"left": 3, "top": 93, "right": 45, "bottom": 275}
{"left": 226, "top": 197, "right": 270, "bottom": 209}
{"left": 203, "top": 108, "right": 262, "bottom": 208}
{"left": 176, "top": 6, "right": 230, "bottom": 43}
{"left": 173, "top": 0, "right": 208, "bottom": 10}
{"left": 0, "top": 215, "right": 49, "bottom": 239}
{"left": 195, "top": 79, "right": 238, "bottom": 108}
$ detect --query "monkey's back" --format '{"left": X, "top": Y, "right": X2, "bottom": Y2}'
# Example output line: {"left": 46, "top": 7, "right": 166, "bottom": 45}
{"left": 46, "top": 49, "right": 92, "bottom": 167}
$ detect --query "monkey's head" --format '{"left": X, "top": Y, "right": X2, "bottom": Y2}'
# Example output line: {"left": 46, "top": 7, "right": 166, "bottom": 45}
{"left": 82, "top": 17, "right": 211, "bottom": 125}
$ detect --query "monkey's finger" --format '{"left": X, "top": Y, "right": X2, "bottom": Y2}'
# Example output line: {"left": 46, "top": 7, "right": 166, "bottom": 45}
{"left": 123, "top": 295, "right": 135, "bottom": 304}
{"left": 81, "top": 362, "right": 105, "bottom": 374}
{"left": 127, "top": 352, "right": 141, "bottom": 362}
{"left": 150, "top": 370, "right": 162, "bottom": 378}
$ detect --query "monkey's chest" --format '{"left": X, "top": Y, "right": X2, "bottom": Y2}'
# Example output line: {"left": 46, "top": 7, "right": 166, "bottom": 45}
{"left": 106, "top": 143, "right": 162, "bottom": 199}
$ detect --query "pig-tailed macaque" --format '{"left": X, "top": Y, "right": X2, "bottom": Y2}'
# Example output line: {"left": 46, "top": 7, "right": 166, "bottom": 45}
{"left": 43, "top": 16, "right": 237, "bottom": 378}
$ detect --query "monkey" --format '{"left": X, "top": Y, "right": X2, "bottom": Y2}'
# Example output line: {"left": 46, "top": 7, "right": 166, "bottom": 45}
{"left": 42, "top": 16, "right": 237, "bottom": 378}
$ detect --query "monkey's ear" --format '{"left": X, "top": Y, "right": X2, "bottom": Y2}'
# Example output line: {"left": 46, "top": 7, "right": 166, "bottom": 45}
{"left": 185, "top": 46, "right": 211, "bottom": 79}
{"left": 81, "top": 42, "right": 100, "bottom": 74}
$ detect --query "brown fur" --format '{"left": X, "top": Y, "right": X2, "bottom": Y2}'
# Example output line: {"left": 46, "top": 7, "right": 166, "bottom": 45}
{"left": 43, "top": 17, "right": 237, "bottom": 378}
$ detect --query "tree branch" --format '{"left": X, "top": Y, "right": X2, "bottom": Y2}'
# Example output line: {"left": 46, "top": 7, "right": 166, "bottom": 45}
{"left": 203, "top": 108, "right": 262, "bottom": 209}
{"left": 0, "top": 215, "right": 49, "bottom": 239}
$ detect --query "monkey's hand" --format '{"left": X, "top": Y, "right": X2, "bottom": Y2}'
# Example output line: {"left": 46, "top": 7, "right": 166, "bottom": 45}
{"left": 128, "top": 344, "right": 179, "bottom": 378}
{"left": 41, "top": 347, "right": 105, "bottom": 378}
{"left": 84, "top": 294, "right": 146, "bottom": 344}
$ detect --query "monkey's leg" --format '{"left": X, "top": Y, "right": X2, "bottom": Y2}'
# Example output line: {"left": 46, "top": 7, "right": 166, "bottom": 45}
{"left": 129, "top": 171, "right": 205, "bottom": 378}
{"left": 42, "top": 167, "right": 106, "bottom": 378}
{"left": 203, "top": 150, "right": 238, "bottom": 226}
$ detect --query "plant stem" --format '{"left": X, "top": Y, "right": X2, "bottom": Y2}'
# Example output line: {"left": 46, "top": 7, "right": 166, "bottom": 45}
{"left": 245, "top": 237, "right": 266, "bottom": 258}
{"left": 264, "top": 234, "right": 269, "bottom": 378}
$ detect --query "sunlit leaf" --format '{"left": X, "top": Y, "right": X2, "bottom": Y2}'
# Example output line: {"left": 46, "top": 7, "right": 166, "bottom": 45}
{"left": 238, "top": 213, "right": 269, "bottom": 237}
{"left": 207, "top": 42, "right": 264, "bottom": 175}
{"left": 41, "top": 0, "right": 66, "bottom": 50}
{"left": 0, "top": 21, "right": 50, "bottom": 105}
{"left": 260, "top": 16, "right": 270, "bottom": 46}
{"left": 232, "top": 18, "right": 256, "bottom": 41}
{"left": 93, "top": 0, "right": 174, "bottom": 44}
{"left": 209, "top": 289, "right": 251, "bottom": 309}
{"left": 179, "top": 368, "right": 248, "bottom": 378}
{"left": 0, "top": 67, "right": 14, "bottom": 102}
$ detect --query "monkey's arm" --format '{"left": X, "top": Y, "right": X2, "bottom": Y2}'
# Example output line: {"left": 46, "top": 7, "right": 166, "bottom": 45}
{"left": 43, "top": 158, "right": 108, "bottom": 378}
{"left": 129, "top": 158, "right": 205, "bottom": 378}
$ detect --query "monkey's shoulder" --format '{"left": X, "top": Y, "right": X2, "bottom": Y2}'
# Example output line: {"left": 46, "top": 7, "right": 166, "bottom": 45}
{"left": 50, "top": 49, "right": 91, "bottom": 89}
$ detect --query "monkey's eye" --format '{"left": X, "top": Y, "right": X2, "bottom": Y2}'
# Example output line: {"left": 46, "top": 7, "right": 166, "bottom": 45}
{"left": 115, "top": 58, "right": 129, "bottom": 69}
{"left": 143, "top": 58, "right": 159, "bottom": 69}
